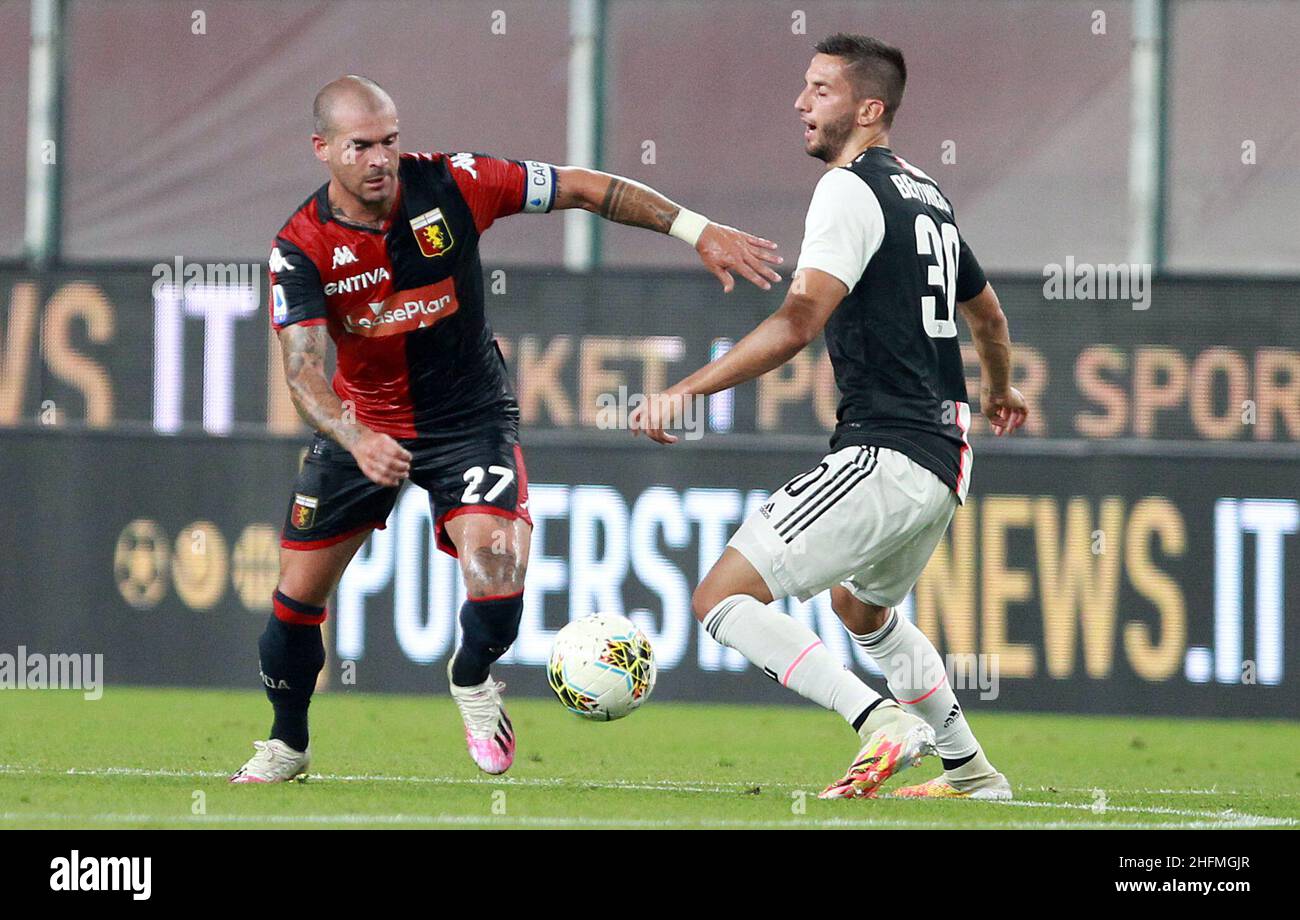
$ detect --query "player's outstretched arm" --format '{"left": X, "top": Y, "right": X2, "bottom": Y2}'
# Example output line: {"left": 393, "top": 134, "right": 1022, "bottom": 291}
{"left": 629, "top": 268, "right": 846, "bottom": 444}
{"left": 957, "top": 282, "right": 1027, "bottom": 436}
{"left": 278, "top": 324, "right": 412, "bottom": 485}
{"left": 551, "top": 166, "right": 783, "bottom": 292}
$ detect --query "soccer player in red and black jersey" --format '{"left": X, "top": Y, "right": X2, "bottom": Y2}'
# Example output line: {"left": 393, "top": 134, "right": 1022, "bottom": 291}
{"left": 230, "top": 75, "right": 782, "bottom": 783}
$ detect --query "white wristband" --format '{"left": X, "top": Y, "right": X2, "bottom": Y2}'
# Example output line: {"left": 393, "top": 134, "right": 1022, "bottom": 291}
{"left": 668, "top": 208, "right": 710, "bottom": 247}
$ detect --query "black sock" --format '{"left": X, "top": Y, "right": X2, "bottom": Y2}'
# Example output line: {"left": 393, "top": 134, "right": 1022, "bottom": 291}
{"left": 451, "top": 593, "right": 524, "bottom": 686}
{"left": 852, "top": 698, "right": 887, "bottom": 733}
{"left": 259, "top": 592, "right": 326, "bottom": 752}
{"left": 942, "top": 751, "right": 978, "bottom": 771}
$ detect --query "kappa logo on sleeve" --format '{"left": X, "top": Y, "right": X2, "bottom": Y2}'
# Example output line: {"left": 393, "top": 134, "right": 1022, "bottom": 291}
{"left": 449, "top": 152, "right": 478, "bottom": 179}
{"left": 269, "top": 247, "right": 293, "bottom": 274}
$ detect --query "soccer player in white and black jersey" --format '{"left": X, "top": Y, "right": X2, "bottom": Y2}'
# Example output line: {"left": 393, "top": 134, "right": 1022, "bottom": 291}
{"left": 631, "top": 34, "right": 1027, "bottom": 799}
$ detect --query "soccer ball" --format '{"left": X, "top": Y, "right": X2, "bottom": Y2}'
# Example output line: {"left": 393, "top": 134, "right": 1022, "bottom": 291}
{"left": 547, "top": 613, "right": 657, "bottom": 721}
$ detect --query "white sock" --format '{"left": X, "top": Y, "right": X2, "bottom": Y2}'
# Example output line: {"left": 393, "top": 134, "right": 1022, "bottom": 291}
{"left": 702, "top": 594, "right": 880, "bottom": 727}
{"left": 850, "top": 609, "right": 980, "bottom": 761}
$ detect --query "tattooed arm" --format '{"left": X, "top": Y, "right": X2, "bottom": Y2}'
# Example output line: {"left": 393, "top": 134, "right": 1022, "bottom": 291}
{"left": 551, "top": 166, "right": 783, "bottom": 292}
{"left": 553, "top": 169, "right": 680, "bottom": 232}
{"left": 278, "top": 324, "right": 411, "bottom": 486}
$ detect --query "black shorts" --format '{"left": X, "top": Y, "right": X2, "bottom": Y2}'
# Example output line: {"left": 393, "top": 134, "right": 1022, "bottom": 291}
{"left": 280, "top": 417, "right": 531, "bottom": 557}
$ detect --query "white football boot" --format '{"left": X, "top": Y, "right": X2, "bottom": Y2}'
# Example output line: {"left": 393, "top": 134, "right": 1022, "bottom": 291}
{"left": 229, "top": 739, "right": 311, "bottom": 784}
{"left": 892, "top": 771, "right": 1013, "bottom": 800}
{"left": 447, "top": 656, "right": 516, "bottom": 775}
{"left": 819, "top": 702, "right": 936, "bottom": 799}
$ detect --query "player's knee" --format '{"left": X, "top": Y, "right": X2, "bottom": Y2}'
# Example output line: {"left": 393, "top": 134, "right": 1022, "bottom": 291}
{"left": 831, "top": 587, "right": 889, "bottom": 634}
{"left": 692, "top": 584, "right": 722, "bottom": 622}
{"left": 464, "top": 543, "right": 525, "bottom": 597}
{"left": 693, "top": 563, "right": 755, "bottom": 622}
{"left": 275, "top": 564, "right": 333, "bottom": 608}
{"left": 276, "top": 582, "right": 329, "bottom": 610}
{"left": 829, "top": 587, "right": 856, "bottom": 618}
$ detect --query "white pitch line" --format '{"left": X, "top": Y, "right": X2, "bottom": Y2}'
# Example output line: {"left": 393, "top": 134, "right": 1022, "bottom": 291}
{"left": 988, "top": 798, "right": 1296, "bottom": 827}
{"left": 7, "top": 766, "right": 1293, "bottom": 801}
{"left": 0, "top": 764, "right": 763, "bottom": 795}
{"left": 0, "top": 811, "right": 1281, "bottom": 830}
{"left": 1025, "top": 785, "right": 1300, "bottom": 798}
{"left": 1, "top": 764, "right": 1293, "bottom": 828}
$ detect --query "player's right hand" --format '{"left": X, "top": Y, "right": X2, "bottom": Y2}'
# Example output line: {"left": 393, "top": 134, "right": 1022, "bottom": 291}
{"left": 981, "top": 386, "right": 1028, "bottom": 436}
{"left": 351, "top": 429, "right": 412, "bottom": 486}
{"left": 628, "top": 392, "right": 682, "bottom": 446}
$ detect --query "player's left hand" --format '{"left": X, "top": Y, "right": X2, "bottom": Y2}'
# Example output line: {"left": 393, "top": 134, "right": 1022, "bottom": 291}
{"left": 982, "top": 385, "right": 1029, "bottom": 436}
{"left": 629, "top": 392, "right": 683, "bottom": 445}
{"left": 696, "top": 223, "right": 783, "bottom": 293}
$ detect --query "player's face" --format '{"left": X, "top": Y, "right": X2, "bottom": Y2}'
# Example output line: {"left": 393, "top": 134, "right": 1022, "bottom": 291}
{"left": 795, "top": 54, "right": 862, "bottom": 162}
{"left": 320, "top": 104, "right": 401, "bottom": 205}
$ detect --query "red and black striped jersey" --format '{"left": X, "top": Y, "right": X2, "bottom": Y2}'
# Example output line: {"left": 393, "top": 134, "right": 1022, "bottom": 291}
{"left": 268, "top": 152, "right": 556, "bottom": 437}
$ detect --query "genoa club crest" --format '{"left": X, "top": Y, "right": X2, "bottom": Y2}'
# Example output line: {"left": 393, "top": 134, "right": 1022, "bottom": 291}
{"left": 410, "top": 207, "right": 454, "bottom": 258}
{"left": 291, "top": 493, "right": 318, "bottom": 530}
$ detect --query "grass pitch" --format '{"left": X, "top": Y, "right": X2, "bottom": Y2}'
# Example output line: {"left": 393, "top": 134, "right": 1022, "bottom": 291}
{"left": 1, "top": 687, "right": 1297, "bottom": 829}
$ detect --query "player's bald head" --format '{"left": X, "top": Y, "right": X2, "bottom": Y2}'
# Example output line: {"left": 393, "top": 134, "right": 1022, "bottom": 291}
{"left": 312, "top": 75, "right": 396, "bottom": 138}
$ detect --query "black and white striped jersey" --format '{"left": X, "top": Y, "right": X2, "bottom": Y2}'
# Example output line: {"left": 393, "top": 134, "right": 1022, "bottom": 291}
{"left": 795, "top": 145, "right": 986, "bottom": 502}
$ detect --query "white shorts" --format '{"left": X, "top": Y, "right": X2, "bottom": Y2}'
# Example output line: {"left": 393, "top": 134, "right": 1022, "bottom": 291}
{"left": 728, "top": 445, "right": 957, "bottom": 607}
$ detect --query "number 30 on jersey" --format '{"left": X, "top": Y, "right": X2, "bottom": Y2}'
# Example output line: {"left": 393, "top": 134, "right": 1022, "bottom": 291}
{"left": 915, "top": 214, "right": 960, "bottom": 339}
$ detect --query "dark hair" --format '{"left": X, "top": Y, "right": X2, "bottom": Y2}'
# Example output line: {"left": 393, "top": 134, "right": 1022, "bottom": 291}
{"left": 814, "top": 33, "right": 907, "bottom": 126}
